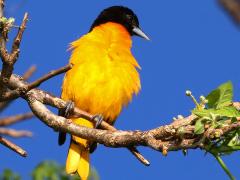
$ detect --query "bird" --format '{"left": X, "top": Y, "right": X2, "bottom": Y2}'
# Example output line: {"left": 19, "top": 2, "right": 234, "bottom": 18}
{"left": 59, "top": 5, "right": 149, "bottom": 180}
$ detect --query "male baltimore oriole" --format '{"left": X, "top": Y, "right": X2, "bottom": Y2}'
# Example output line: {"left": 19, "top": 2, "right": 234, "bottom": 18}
{"left": 59, "top": 6, "right": 149, "bottom": 180}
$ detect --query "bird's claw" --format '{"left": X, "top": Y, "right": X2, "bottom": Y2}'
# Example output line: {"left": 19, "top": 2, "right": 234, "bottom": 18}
{"left": 62, "top": 101, "right": 75, "bottom": 118}
{"left": 92, "top": 114, "right": 104, "bottom": 128}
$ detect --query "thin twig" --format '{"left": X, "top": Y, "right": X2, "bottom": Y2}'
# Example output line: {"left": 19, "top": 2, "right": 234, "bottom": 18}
{"left": 0, "top": 112, "right": 34, "bottom": 126}
{"left": 22, "top": 65, "right": 37, "bottom": 81}
{"left": 0, "top": 0, "right": 4, "bottom": 17}
{"left": 128, "top": 146, "right": 150, "bottom": 166}
{"left": 0, "top": 127, "right": 32, "bottom": 137}
{"left": 11, "top": 12, "right": 28, "bottom": 54}
{"left": 27, "top": 64, "right": 72, "bottom": 90}
{"left": 0, "top": 136, "right": 27, "bottom": 157}
{"left": 0, "top": 64, "right": 71, "bottom": 102}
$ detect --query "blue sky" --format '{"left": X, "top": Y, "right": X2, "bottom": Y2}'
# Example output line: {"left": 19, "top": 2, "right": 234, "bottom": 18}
{"left": 1, "top": 0, "right": 240, "bottom": 179}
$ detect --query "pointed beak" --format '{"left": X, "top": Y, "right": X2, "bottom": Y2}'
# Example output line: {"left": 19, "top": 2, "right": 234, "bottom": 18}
{"left": 132, "top": 27, "right": 150, "bottom": 41}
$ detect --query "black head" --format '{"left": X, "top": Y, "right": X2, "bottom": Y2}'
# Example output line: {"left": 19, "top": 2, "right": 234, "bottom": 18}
{"left": 90, "top": 6, "right": 149, "bottom": 40}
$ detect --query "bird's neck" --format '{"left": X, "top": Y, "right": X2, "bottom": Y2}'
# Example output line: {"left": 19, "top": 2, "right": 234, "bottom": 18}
{"left": 91, "top": 22, "right": 132, "bottom": 48}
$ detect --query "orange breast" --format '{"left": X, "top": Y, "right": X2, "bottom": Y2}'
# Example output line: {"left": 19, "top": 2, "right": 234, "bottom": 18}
{"left": 61, "top": 22, "right": 141, "bottom": 123}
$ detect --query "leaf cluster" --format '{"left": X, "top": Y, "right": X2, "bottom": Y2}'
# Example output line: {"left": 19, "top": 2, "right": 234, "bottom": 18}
{"left": 190, "top": 81, "right": 240, "bottom": 180}
{"left": 192, "top": 81, "right": 240, "bottom": 154}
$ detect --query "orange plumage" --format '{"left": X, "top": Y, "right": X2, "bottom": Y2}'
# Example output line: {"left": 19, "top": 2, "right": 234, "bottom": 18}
{"left": 61, "top": 22, "right": 141, "bottom": 179}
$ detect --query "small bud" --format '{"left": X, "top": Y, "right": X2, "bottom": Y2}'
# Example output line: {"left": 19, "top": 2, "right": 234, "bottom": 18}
{"left": 214, "top": 130, "right": 221, "bottom": 138}
{"left": 177, "top": 127, "right": 185, "bottom": 137}
{"left": 162, "top": 146, "right": 168, "bottom": 156}
{"left": 200, "top": 95, "right": 205, "bottom": 101}
{"left": 8, "top": 17, "right": 15, "bottom": 24}
{"left": 186, "top": 90, "right": 200, "bottom": 108}
{"left": 0, "top": 17, "right": 7, "bottom": 23}
{"left": 185, "top": 90, "right": 192, "bottom": 96}
{"left": 200, "top": 95, "right": 208, "bottom": 104}
{"left": 210, "top": 133, "right": 215, "bottom": 139}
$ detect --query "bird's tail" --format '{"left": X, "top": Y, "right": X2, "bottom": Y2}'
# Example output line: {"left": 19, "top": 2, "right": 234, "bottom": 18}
{"left": 66, "top": 118, "right": 94, "bottom": 180}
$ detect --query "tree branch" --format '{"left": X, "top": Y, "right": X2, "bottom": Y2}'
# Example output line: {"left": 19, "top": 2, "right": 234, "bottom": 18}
{"left": 219, "top": 0, "right": 240, "bottom": 24}
{"left": 24, "top": 92, "right": 205, "bottom": 152}
{"left": 25, "top": 90, "right": 240, "bottom": 153}
{"left": 0, "top": 65, "right": 37, "bottom": 113}
{"left": 0, "top": 12, "right": 28, "bottom": 99}
{"left": 8, "top": 71, "right": 237, "bottom": 160}
{"left": 6, "top": 73, "right": 150, "bottom": 165}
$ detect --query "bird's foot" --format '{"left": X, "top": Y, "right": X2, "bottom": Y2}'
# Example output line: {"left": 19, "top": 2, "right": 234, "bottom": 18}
{"left": 87, "top": 115, "right": 103, "bottom": 153}
{"left": 61, "top": 101, "right": 75, "bottom": 118}
{"left": 58, "top": 101, "right": 74, "bottom": 146}
{"left": 92, "top": 114, "right": 104, "bottom": 128}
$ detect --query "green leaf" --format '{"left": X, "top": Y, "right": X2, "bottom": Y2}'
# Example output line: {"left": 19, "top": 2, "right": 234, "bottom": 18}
{"left": 206, "top": 81, "right": 233, "bottom": 109}
{"left": 231, "top": 117, "right": 238, "bottom": 123}
{"left": 214, "top": 120, "right": 227, "bottom": 128}
{"left": 192, "top": 106, "right": 240, "bottom": 119}
{"left": 194, "top": 119, "right": 205, "bottom": 134}
{"left": 215, "top": 107, "right": 240, "bottom": 118}
{"left": 206, "top": 89, "right": 220, "bottom": 109}
{"left": 192, "top": 109, "right": 212, "bottom": 118}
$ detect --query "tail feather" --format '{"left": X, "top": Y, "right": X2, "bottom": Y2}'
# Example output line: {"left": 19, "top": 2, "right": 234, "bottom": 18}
{"left": 66, "top": 141, "right": 81, "bottom": 174}
{"left": 78, "top": 149, "right": 90, "bottom": 180}
{"left": 65, "top": 118, "right": 94, "bottom": 179}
